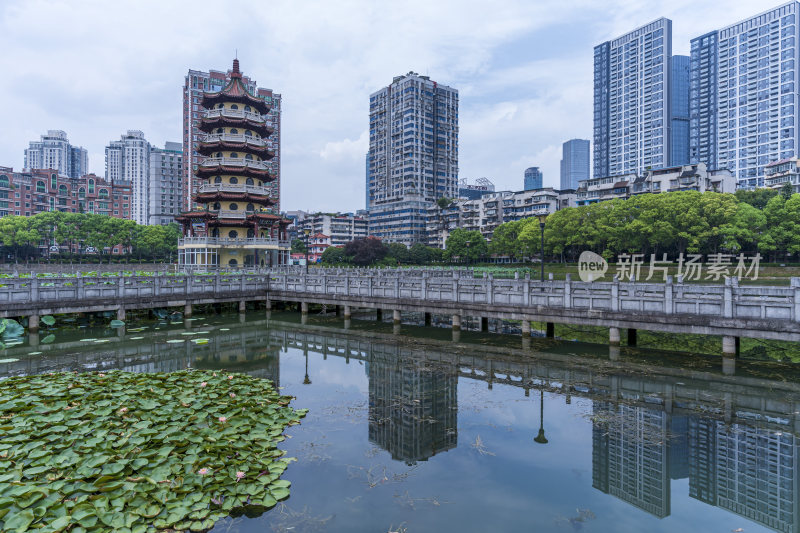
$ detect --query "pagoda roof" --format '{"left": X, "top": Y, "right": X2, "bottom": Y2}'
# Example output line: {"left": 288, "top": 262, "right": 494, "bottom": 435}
{"left": 197, "top": 140, "right": 275, "bottom": 159}
{"left": 198, "top": 115, "right": 273, "bottom": 136}
{"left": 201, "top": 59, "right": 270, "bottom": 114}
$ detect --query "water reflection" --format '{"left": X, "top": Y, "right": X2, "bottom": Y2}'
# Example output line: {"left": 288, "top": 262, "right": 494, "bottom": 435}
{"left": 3, "top": 314, "right": 800, "bottom": 532}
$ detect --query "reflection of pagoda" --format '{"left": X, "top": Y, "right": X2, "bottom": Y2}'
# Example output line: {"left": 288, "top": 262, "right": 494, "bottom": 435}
{"left": 368, "top": 356, "right": 457, "bottom": 465}
{"left": 176, "top": 59, "right": 290, "bottom": 268}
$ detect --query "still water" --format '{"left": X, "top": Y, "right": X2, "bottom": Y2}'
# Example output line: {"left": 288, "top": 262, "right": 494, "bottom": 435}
{"left": 2, "top": 311, "right": 799, "bottom": 533}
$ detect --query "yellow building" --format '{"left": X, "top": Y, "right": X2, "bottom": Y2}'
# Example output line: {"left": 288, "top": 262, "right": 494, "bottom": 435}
{"left": 177, "top": 59, "right": 290, "bottom": 268}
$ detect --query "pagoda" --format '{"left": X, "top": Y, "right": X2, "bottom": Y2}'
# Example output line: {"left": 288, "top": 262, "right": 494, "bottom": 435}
{"left": 176, "top": 59, "right": 290, "bottom": 268}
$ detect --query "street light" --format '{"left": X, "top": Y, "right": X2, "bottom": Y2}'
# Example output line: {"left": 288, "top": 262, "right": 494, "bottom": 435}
{"left": 534, "top": 388, "right": 548, "bottom": 444}
{"left": 536, "top": 213, "right": 547, "bottom": 282}
{"left": 303, "top": 228, "right": 311, "bottom": 273}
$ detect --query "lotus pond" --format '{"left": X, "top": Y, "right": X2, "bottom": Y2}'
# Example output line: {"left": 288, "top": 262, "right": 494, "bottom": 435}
{"left": 2, "top": 309, "right": 800, "bottom": 532}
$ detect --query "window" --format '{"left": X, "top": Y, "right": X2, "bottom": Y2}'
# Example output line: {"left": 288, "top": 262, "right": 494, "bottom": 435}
{"left": 36, "top": 181, "right": 45, "bottom": 193}
{"left": 217, "top": 128, "right": 223, "bottom": 134}
{"left": 88, "top": 179, "right": 94, "bottom": 194}
{"left": 213, "top": 202, "right": 221, "bottom": 210}
{"left": 231, "top": 104, "right": 239, "bottom": 110}
{"left": 230, "top": 129, "right": 238, "bottom": 134}
{"left": 247, "top": 229, "right": 255, "bottom": 238}
{"left": 244, "top": 106, "right": 251, "bottom": 112}
{"left": 216, "top": 152, "right": 223, "bottom": 158}
{"left": 229, "top": 177, "right": 238, "bottom": 184}
{"left": 229, "top": 203, "right": 238, "bottom": 211}
{"left": 245, "top": 154, "right": 253, "bottom": 160}
{"left": 246, "top": 203, "right": 254, "bottom": 212}
{"left": 214, "top": 176, "right": 222, "bottom": 184}
{"left": 228, "top": 230, "right": 238, "bottom": 238}
{"left": 246, "top": 177, "right": 254, "bottom": 185}
{"left": 78, "top": 187, "right": 85, "bottom": 198}
{"left": 0, "top": 175, "right": 9, "bottom": 188}
{"left": 51, "top": 173, "right": 57, "bottom": 189}
{"left": 230, "top": 152, "right": 238, "bottom": 158}
{"left": 99, "top": 189, "right": 109, "bottom": 199}
{"left": 211, "top": 228, "right": 219, "bottom": 237}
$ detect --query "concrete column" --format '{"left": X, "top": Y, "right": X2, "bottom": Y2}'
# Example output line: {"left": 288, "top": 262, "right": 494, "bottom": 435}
{"left": 184, "top": 303, "right": 192, "bottom": 318}
{"left": 521, "top": 320, "right": 531, "bottom": 337}
{"left": 722, "top": 335, "right": 737, "bottom": 356}
{"left": 28, "top": 332, "right": 39, "bottom": 347}
{"left": 344, "top": 319, "right": 351, "bottom": 330}
{"left": 452, "top": 329, "right": 461, "bottom": 343}
{"left": 609, "top": 327, "right": 620, "bottom": 346}
{"left": 522, "top": 336, "right": 531, "bottom": 350}
{"left": 301, "top": 313, "right": 308, "bottom": 325}
{"left": 627, "top": 328, "right": 637, "bottom": 347}
{"left": 393, "top": 310, "right": 401, "bottom": 325}
{"left": 28, "top": 314, "right": 39, "bottom": 333}
{"left": 451, "top": 314, "right": 461, "bottom": 331}
{"left": 546, "top": 322, "right": 555, "bottom": 338}
{"left": 344, "top": 305, "right": 352, "bottom": 319}
{"left": 376, "top": 309, "right": 383, "bottom": 321}
{"left": 393, "top": 324, "right": 401, "bottom": 335}
{"left": 424, "top": 312, "right": 432, "bottom": 326}
{"left": 117, "top": 307, "right": 126, "bottom": 321}
{"left": 481, "top": 317, "right": 489, "bottom": 332}
{"left": 239, "top": 300, "right": 246, "bottom": 313}
{"left": 265, "top": 299, "right": 272, "bottom": 311}
{"left": 301, "top": 302, "right": 309, "bottom": 314}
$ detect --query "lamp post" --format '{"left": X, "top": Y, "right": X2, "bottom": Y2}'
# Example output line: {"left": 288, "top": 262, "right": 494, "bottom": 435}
{"left": 536, "top": 214, "right": 547, "bottom": 282}
{"left": 303, "top": 228, "right": 311, "bottom": 273}
{"left": 534, "top": 388, "right": 548, "bottom": 444}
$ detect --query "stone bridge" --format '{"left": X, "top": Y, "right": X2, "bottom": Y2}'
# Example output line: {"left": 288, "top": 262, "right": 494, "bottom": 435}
{"left": 1, "top": 267, "right": 799, "bottom": 354}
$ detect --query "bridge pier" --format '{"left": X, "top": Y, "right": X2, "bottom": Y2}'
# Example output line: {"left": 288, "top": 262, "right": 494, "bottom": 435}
{"left": 627, "top": 328, "right": 637, "bottom": 347}
{"left": 452, "top": 314, "right": 461, "bottom": 331}
{"left": 546, "top": 322, "right": 555, "bottom": 338}
{"left": 722, "top": 357, "right": 736, "bottom": 376}
{"left": 239, "top": 300, "right": 246, "bottom": 313}
{"left": 393, "top": 324, "right": 401, "bottom": 335}
{"left": 609, "top": 327, "right": 621, "bottom": 346}
{"left": 117, "top": 307, "right": 126, "bottom": 321}
{"left": 28, "top": 332, "right": 39, "bottom": 347}
{"left": 344, "top": 318, "right": 351, "bottom": 330}
{"left": 28, "top": 314, "right": 39, "bottom": 333}
{"left": 301, "top": 302, "right": 309, "bottom": 315}
{"left": 452, "top": 329, "right": 461, "bottom": 342}
{"left": 424, "top": 312, "right": 432, "bottom": 326}
{"left": 344, "top": 305, "right": 352, "bottom": 319}
{"left": 722, "top": 335, "right": 737, "bottom": 356}
{"left": 481, "top": 317, "right": 489, "bottom": 332}
{"left": 265, "top": 299, "right": 272, "bottom": 311}
{"left": 393, "top": 310, "right": 401, "bottom": 325}
{"left": 609, "top": 346, "right": 620, "bottom": 360}
{"left": 184, "top": 303, "right": 192, "bottom": 318}
{"left": 521, "top": 320, "right": 531, "bottom": 337}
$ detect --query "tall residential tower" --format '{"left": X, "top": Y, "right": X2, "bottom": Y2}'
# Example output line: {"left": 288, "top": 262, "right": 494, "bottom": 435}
{"left": 690, "top": 2, "right": 800, "bottom": 188}
{"left": 24, "top": 130, "right": 88, "bottom": 179}
{"left": 367, "top": 72, "right": 459, "bottom": 245}
{"left": 560, "top": 139, "right": 590, "bottom": 189}
{"left": 105, "top": 130, "right": 151, "bottom": 225}
{"left": 524, "top": 167, "right": 543, "bottom": 190}
{"left": 594, "top": 18, "right": 689, "bottom": 178}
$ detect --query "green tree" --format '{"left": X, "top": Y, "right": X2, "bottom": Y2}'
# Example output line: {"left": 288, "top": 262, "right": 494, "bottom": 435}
{"left": 320, "top": 246, "right": 347, "bottom": 265}
{"left": 386, "top": 242, "right": 410, "bottom": 264}
{"left": 344, "top": 237, "right": 388, "bottom": 266}
{"left": 735, "top": 188, "right": 778, "bottom": 209}
{"left": 444, "top": 229, "right": 487, "bottom": 263}
{"left": 291, "top": 238, "right": 307, "bottom": 254}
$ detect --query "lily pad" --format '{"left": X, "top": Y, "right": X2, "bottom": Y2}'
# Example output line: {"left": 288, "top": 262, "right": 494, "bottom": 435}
{"left": 0, "top": 370, "right": 306, "bottom": 532}
{"left": 40, "top": 315, "right": 56, "bottom": 326}
{"left": 0, "top": 358, "right": 19, "bottom": 363}
{"left": 192, "top": 339, "right": 210, "bottom": 345}
{"left": 110, "top": 320, "right": 126, "bottom": 328}
{"left": 166, "top": 339, "right": 185, "bottom": 344}
{"left": 40, "top": 334, "right": 56, "bottom": 344}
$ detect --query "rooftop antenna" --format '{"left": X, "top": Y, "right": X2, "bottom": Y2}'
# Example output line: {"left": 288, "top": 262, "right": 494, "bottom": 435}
{"left": 235, "top": 48, "right": 238, "bottom": 59}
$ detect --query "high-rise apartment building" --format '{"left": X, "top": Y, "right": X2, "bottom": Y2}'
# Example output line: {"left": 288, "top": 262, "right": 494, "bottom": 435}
{"left": 105, "top": 131, "right": 151, "bottom": 225}
{"left": 24, "top": 130, "right": 88, "bottom": 179}
{"left": 594, "top": 19, "right": 688, "bottom": 178}
{"left": 690, "top": 2, "right": 800, "bottom": 189}
{"left": 560, "top": 139, "right": 590, "bottom": 189}
{"left": 367, "top": 72, "right": 458, "bottom": 245}
{"left": 524, "top": 167, "right": 543, "bottom": 190}
{"left": 148, "top": 142, "right": 183, "bottom": 225}
{"left": 671, "top": 55, "right": 691, "bottom": 166}
{"left": 183, "top": 66, "right": 281, "bottom": 212}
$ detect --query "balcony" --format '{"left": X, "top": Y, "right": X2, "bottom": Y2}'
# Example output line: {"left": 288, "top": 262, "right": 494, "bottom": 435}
{"left": 179, "top": 237, "right": 290, "bottom": 248}
{"left": 200, "top": 157, "right": 270, "bottom": 171}
{"left": 203, "top": 108, "right": 265, "bottom": 123}
{"left": 215, "top": 209, "right": 248, "bottom": 219}
{"left": 202, "top": 133, "right": 269, "bottom": 146}
{"left": 198, "top": 183, "right": 272, "bottom": 196}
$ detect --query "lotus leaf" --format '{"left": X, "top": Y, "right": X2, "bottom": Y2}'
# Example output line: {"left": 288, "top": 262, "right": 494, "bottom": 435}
{"left": 0, "top": 370, "right": 306, "bottom": 532}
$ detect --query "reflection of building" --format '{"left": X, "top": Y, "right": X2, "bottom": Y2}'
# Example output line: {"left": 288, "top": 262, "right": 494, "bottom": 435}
{"left": 368, "top": 356, "right": 457, "bottom": 465}
{"left": 591, "top": 402, "right": 671, "bottom": 518}
{"left": 690, "top": 417, "right": 800, "bottom": 533}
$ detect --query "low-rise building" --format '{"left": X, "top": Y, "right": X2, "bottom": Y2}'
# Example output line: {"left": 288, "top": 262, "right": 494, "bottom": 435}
{"left": 308, "top": 233, "right": 331, "bottom": 262}
{"left": 0, "top": 167, "right": 131, "bottom": 219}
{"left": 764, "top": 158, "right": 800, "bottom": 193}
{"left": 576, "top": 164, "right": 735, "bottom": 206}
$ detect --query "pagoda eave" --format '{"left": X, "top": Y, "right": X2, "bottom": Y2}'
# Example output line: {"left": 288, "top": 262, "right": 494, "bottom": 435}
{"left": 197, "top": 141, "right": 275, "bottom": 158}
{"left": 201, "top": 92, "right": 270, "bottom": 114}
{"left": 195, "top": 192, "right": 275, "bottom": 204}
{"left": 196, "top": 165, "right": 274, "bottom": 181}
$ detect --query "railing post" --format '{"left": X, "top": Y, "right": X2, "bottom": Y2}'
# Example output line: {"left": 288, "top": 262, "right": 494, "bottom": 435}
{"left": 214, "top": 272, "right": 220, "bottom": 295}
{"left": 394, "top": 277, "right": 400, "bottom": 298}
{"left": 723, "top": 277, "right": 733, "bottom": 318}
{"left": 792, "top": 277, "right": 800, "bottom": 322}
{"left": 524, "top": 273, "right": 530, "bottom": 306}
{"left": 453, "top": 276, "right": 459, "bottom": 303}
{"left": 563, "top": 274, "right": 571, "bottom": 308}
{"left": 665, "top": 275, "right": 673, "bottom": 314}
{"left": 30, "top": 274, "right": 38, "bottom": 302}
{"left": 611, "top": 276, "right": 619, "bottom": 312}
{"left": 487, "top": 273, "right": 494, "bottom": 305}
{"left": 240, "top": 273, "right": 245, "bottom": 293}
{"left": 154, "top": 274, "right": 161, "bottom": 296}
{"left": 421, "top": 271, "right": 428, "bottom": 300}
{"left": 118, "top": 275, "right": 125, "bottom": 298}
{"left": 77, "top": 272, "right": 84, "bottom": 301}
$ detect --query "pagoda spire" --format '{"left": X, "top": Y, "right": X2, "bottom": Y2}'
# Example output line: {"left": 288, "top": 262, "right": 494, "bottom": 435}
{"left": 231, "top": 58, "right": 241, "bottom": 78}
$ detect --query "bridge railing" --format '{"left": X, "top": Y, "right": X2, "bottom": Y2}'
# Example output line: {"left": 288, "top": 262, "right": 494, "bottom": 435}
{"left": 2, "top": 269, "right": 799, "bottom": 324}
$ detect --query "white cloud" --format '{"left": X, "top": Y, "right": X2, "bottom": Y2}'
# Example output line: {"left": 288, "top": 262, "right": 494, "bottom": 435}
{"left": 0, "top": 0, "right": 770, "bottom": 212}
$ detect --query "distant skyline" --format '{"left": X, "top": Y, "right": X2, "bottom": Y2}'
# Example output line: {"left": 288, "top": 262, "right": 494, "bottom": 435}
{"left": 0, "top": 0, "right": 774, "bottom": 212}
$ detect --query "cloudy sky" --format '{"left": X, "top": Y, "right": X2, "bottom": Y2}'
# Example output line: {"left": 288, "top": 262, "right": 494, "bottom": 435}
{"left": 0, "top": 0, "right": 772, "bottom": 212}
